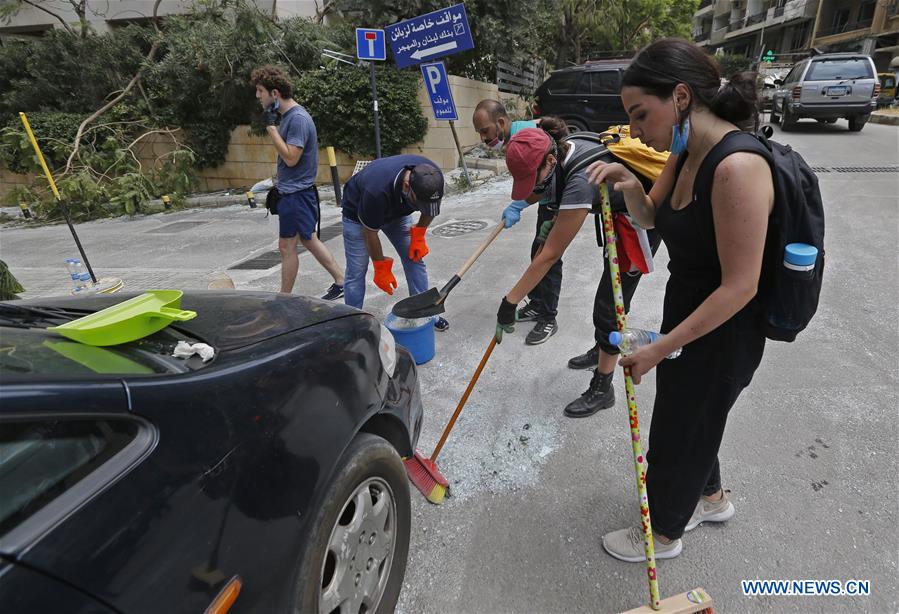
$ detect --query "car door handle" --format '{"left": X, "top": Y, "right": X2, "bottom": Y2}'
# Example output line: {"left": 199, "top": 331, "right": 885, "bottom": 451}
{"left": 578, "top": 99, "right": 590, "bottom": 103}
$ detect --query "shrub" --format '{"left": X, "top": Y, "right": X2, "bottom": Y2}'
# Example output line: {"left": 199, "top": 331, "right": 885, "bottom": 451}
{"left": 294, "top": 65, "right": 427, "bottom": 158}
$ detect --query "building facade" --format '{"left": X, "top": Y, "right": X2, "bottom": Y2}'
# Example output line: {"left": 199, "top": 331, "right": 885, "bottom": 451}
{"left": 693, "top": 0, "right": 899, "bottom": 72}
{"left": 0, "top": 1, "right": 320, "bottom": 38}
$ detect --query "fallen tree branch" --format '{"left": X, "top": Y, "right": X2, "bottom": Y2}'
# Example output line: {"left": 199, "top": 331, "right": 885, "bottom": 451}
{"left": 63, "top": 0, "right": 163, "bottom": 175}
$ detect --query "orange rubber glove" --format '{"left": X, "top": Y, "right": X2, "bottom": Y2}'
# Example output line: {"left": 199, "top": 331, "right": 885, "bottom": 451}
{"left": 409, "top": 226, "right": 429, "bottom": 262}
{"left": 372, "top": 257, "right": 397, "bottom": 295}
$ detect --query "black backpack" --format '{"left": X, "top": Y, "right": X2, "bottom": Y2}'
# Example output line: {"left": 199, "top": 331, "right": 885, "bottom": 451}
{"left": 552, "top": 131, "right": 656, "bottom": 246}
{"left": 694, "top": 131, "right": 825, "bottom": 342}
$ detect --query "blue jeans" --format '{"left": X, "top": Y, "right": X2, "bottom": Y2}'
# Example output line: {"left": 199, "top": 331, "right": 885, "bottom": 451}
{"left": 342, "top": 215, "right": 429, "bottom": 309}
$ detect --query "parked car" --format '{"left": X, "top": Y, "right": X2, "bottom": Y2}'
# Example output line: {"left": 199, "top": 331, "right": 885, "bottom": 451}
{"left": 770, "top": 53, "right": 878, "bottom": 132}
{"left": 759, "top": 75, "right": 778, "bottom": 111}
{"left": 0, "top": 291, "right": 423, "bottom": 613}
{"left": 533, "top": 60, "right": 630, "bottom": 133}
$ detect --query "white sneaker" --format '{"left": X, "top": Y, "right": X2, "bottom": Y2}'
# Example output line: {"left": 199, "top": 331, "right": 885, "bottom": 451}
{"left": 602, "top": 526, "right": 682, "bottom": 563}
{"left": 685, "top": 491, "right": 735, "bottom": 532}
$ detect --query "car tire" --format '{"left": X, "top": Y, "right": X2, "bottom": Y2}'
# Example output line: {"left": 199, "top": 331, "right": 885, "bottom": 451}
{"left": 781, "top": 104, "right": 797, "bottom": 131}
{"left": 848, "top": 115, "right": 868, "bottom": 132}
{"left": 292, "top": 433, "right": 411, "bottom": 614}
{"left": 564, "top": 119, "right": 588, "bottom": 133}
{"left": 770, "top": 100, "right": 780, "bottom": 124}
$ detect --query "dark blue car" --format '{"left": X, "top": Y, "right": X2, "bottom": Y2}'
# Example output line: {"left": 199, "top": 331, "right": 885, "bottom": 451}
{"left": 0, "top": 291, "right": 423, "bottom": 613}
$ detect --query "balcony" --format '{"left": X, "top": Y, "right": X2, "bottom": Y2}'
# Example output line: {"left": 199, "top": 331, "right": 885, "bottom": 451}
{"left": 694, "top": 30, "right": 711, "bottom": 42}
{"left": 746, "top": 11, "right": 766, "bottom": 26}
{"left": 765, "top": 0, "right": 819, "bottom": 25}
{"left": 728, "top": 18, "right": 746, "bottom": 32}
{"left": 816, "top": 18, "right": 873, "bottom": 38}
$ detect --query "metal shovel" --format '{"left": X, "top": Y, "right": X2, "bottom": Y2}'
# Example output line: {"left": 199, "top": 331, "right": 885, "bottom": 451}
{"left": 391, "top": 222, "right": 503, "bottom": 318}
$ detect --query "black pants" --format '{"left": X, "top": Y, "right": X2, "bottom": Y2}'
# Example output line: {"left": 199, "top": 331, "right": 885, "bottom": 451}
{"left": 646, "top": 281, "right": 766, "bottom": 540}
{"left": 592, "top": 228, "right": 662, "bottom": 355}
{"left": 526, "top": 204, "right": 563, "bottom": 319}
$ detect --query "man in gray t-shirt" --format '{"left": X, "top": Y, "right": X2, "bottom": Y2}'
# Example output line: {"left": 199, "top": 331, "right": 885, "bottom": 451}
{"left": 251, "top": 65, "right": 345, "bottom": 299}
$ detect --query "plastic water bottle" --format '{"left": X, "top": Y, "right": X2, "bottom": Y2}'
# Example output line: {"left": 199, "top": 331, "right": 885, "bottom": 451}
{"left": 65, "top": 259, "right": 87, "bottom": 290}
{"left": 609, "top": 328, "right": 682, "bottom": 359}
{"left": 783, "top": 243, "right": 817, "bottom": 280}
{"left": 76, "top": 272, "right": 93, "bottom": 292}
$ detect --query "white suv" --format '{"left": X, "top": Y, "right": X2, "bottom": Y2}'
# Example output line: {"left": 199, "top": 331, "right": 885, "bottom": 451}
{"left": 771, "top": 53, "right": 879, "bottom": 132}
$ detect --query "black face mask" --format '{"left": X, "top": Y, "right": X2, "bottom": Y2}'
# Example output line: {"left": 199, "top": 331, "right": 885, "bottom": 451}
{"left": 531, "top": 141, "right": 559, "bottom": 195}
{"left": 532, "top": 161, "right": 557, "bottom": 195}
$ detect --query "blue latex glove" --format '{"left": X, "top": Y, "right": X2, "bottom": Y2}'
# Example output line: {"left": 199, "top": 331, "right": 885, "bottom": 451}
{"left": 502, "top": 200, "right": 530, "bottom": 228}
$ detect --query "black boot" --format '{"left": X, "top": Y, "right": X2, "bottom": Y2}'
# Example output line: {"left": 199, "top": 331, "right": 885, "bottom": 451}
{"left": 567, "top": 343, "right": 600, "bottom": 369}
{"left": 563, "top": 370, "right": 615, "bottom": 418}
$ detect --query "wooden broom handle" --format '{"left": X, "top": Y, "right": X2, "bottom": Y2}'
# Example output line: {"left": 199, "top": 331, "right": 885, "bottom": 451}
{"left": 430, "top": 336, "right": 498, "bottom": 462}
{"left": 455, "top": 222, "right": 503, "bottom": 278}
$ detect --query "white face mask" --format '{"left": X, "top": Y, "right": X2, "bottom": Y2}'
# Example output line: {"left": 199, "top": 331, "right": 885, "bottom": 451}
{"left": 486, "top": 137, "right": 504, "bottom": 150}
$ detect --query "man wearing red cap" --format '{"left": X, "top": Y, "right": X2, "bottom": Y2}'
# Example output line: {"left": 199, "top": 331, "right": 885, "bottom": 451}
{"left": 496, "top": 128, "right": 654, "bottom": 418}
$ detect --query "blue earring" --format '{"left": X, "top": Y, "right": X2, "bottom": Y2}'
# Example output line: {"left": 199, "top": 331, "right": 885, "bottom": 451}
{"left": 671, "top": 116, "right": 690, "bottom": 155}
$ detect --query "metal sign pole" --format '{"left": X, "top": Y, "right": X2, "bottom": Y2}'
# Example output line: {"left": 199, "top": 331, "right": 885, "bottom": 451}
{"left": 448, "top": 120, "right": 471, "bottom": 189}
{"left": 370, "top": 62, "right": 382, "bottom": 159}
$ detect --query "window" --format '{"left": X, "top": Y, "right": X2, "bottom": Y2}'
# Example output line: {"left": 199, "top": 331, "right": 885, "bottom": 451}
{"left": 858, "top": 0, "right": 876, "bottom": 22}
{"left": 806, "top": 58, "right": 874, "bottom": 81}
{"left": 588, "top": 71, "right": 620, "bottom": 94}
{"left": 545, "top": 72, "right": 580, "bottom": 94}
{"left": 782, "top": 62, "right": 804, "bottom": 84}
{"left": 0, "top": 419, "right": 138, "bottom": 535}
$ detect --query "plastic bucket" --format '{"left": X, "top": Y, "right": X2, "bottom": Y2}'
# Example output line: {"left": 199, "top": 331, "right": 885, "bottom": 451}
{"left": 384, "top": 313, "right": 435, "bottom": 365}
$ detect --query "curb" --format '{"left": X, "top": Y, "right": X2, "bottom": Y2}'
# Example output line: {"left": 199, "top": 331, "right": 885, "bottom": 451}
{"left": 870, "top": 113, "right": 899, "bottom": 126}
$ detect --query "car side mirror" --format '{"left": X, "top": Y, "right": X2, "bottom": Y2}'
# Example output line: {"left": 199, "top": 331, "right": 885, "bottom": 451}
{"left": 773, "top": 79, "right": 784, "bottom": 86}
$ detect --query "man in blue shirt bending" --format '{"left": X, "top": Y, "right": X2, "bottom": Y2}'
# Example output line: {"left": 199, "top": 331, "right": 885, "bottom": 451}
{"left": 341, "top": 155, "right": 448, "bottom": 331}
{"left": 251, "top": 65, "right": 345, "bottom": 300}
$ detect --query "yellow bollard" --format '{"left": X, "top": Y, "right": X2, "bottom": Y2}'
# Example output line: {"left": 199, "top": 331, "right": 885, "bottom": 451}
{"left": 326, "top": 146, "right": 342, "bottom": 207}
{"left": 18, "top": 202, "right": 33, "bottom": 219}
{"left": 162, "top": 194, "right": 172, "bottom": 210}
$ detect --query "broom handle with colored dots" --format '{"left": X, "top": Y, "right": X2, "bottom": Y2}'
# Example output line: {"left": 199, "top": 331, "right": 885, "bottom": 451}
{"left": 430, "top": 336, "right": 497, "bottom": 462}
{"left": 599, "top": 183, "right": 661, "bottom": 610}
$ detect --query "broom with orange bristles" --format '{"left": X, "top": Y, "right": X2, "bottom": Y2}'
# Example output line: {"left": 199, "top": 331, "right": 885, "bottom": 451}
{"left": 405, "top": 335, "right": 497, "bottom": 504}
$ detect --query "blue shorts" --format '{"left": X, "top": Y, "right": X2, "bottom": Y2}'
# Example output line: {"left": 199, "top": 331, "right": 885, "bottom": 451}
{"left": 278, "top": 189, "right": 318, "bottom": 240}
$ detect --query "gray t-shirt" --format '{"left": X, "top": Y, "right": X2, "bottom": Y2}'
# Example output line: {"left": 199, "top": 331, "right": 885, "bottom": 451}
{"left": 277, "top": 105, "right": 318, "bottom": 194}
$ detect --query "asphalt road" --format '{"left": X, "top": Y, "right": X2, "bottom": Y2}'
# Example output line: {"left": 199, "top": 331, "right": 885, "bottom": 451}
{"left": 1, "top": 117, "right": 897, "bottom": 613}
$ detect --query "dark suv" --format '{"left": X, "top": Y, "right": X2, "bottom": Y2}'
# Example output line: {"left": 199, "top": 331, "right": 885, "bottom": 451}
{"left": 533, "top": 61, "right": 630, "bottom": 132}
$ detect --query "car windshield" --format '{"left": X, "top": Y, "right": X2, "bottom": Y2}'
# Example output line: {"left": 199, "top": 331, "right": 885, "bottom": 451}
{"left": 0, "top": 305, "right": 212, "bottom": 377}
{"left": 806, "top": 59, "right": 873, "bottom": 81}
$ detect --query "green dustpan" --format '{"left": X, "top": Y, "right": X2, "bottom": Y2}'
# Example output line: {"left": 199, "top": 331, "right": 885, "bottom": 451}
{"left": 49, "top": 290, "right": 196, "bottom": 347}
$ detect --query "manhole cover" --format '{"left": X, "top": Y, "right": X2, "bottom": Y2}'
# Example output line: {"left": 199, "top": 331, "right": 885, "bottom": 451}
{"left": 147, "top": 221, "right": 209, "bottom": 234}
{"left": 431, "top": 220, "right": 489, "bottom": 238}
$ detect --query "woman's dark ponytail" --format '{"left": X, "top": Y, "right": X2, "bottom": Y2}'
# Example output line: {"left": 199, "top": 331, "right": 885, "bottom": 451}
{"left": 711, "top": 70, "right": 759, "bottom": 131}
{"left": 537, "top": 115, "right": 571, "bottom": 156}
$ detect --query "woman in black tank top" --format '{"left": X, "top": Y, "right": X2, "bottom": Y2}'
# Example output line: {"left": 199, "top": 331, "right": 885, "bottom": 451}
{"left": 584, "top": 38, "right": 775, "bottom": 562}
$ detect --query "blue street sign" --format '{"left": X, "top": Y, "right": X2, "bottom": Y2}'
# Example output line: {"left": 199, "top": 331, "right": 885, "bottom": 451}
{"left": 420, "top": 62, "right": 458, "bottom": 121}
{"left": 386, "top": 3, "right": 474, "bottom": 69}
{"left": 356, "top": 28, "right": 386, "bottom": 61}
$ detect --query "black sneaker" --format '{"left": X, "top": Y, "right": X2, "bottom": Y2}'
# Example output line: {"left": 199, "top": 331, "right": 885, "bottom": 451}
{"left": 525, "top": 318, "right": 558, "bottom": 345}
{"left": 433, "top": 316, "right": 449, "bottom": 332}
{"left": 563, "top": 370, "right": 615, "bottom": 418}
{"left": 568, "top": 344, "right": 600, "bottom": 370}
{"left": 321, "top": 283, "right": 344, "bottom": 301}
{"left": 516, "top": 301, "right": 541, "bottom": 322}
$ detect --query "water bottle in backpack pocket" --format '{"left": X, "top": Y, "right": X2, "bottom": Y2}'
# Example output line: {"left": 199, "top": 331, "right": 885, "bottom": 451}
{"left": 694, "top": 131, "right": 825, "bottom": 343}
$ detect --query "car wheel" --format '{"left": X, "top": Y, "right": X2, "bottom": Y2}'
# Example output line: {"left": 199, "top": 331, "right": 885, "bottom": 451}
{"left": 564, "top": 119, "right": 588, "bottom": 133}
{"left": 770, "top": 100, "right": 780, "bottom": 124}
{"left": 848, "top": 115, "right": 867, "bottom": 132}
{"left": 781, "top": 104, "right": 797, "bottom": 131}
{"left": 292, "top": 433, "right": 411, "bottom": 614}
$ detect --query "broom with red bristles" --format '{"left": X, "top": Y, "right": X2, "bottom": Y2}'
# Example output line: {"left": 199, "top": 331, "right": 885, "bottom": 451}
{"left": 405, "top": 336, "right": 497, "bottom": 504}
